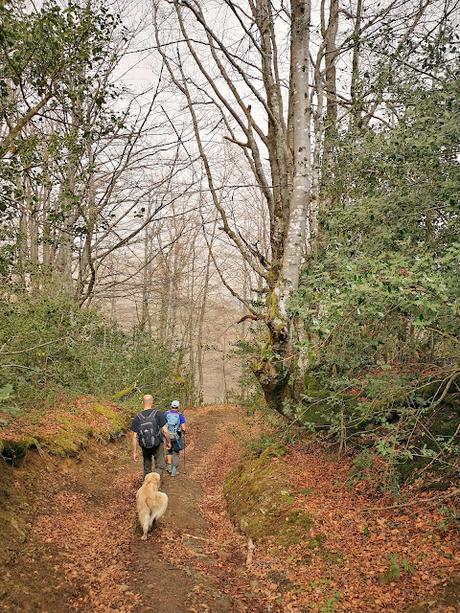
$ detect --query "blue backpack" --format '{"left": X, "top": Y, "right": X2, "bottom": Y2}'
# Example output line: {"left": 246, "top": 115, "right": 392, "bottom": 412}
{"left": 166, "top": 411, "right": 181, "bottom": 441}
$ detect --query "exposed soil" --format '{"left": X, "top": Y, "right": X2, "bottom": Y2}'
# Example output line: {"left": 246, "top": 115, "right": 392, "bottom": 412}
{"left": 0, "top": 404, "right": 256, "bottom": 613}
{"left": 0, "top": 404, "right": 458, "bottom": 613}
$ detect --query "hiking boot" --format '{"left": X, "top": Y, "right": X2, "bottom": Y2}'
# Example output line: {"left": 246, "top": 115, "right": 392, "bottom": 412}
{"left": 171, "top": 466, "right": 178, "bottom": 476}
{"left": 166, "top": 465, "right": 172, "bottom": 474}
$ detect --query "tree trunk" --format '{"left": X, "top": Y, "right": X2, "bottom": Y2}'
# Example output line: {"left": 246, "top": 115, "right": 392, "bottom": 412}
{"left": 187, "top": 243, "right": 196, "bottom": 407}
{"left": 222, "top": 333, "right": 228, "bottom": 404}
{"left": 253, "top": 0, "right": 312, "bottom": 417}
{"left": 323, "top": 0, "right": 339, "bottom": 162}
{"left": 350, "top": 0, "right": 363, "bottom": 129}
{"left": 196, "top": 225, "right": 215, "bottom": 405}
{"left": 27, "top": 185, "right": 40, "bottom": 291}
{"left": 139, "top": 218, "right": 152, "bottom": 333}
{"left": 155, "top": 0, "right": 313, "bottom": 419}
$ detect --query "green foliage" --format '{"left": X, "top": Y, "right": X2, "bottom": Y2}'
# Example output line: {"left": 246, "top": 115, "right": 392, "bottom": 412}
{"left": 347, "top": 450, "right": 374, "bottom": 487}
{"left": 0, "top": 0, "right": 127, "bottom": 281}
{"left": 0, "top": 0, "right": 124, "bottom": 126}
{"left": 379, "top": 554, "right": 415, "bottom": 585}
{"left": 0, "top": 383, "right": 17, "bottom": 425}
{"left": 232, "top": 339, "right": 267, "bottom": 414}
{"left": 438, "top": 505, "right": 460, "bottom": 532}
{"left": 292, "top": 76, "right": 460, "bottom": 482}
{"left": 0, "top": 291, "right": 185, "bottom": 415}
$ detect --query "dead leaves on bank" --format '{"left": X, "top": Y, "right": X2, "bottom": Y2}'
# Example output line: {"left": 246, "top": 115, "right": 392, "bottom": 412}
{"left": 1, "top": 403, "right": 458, "bottom": 613}
{"left": 160, "top": 407, "right": 459, "bottom": 612}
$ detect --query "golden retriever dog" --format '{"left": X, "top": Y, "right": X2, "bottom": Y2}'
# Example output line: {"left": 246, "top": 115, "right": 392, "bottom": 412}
{"left": 136, "top": 472, "right": 168, "bottom": 540}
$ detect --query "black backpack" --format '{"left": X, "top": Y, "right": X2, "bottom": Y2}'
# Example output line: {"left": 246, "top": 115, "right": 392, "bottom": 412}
{"left": 137, "top": 409, "right": 161, "bottom": 449}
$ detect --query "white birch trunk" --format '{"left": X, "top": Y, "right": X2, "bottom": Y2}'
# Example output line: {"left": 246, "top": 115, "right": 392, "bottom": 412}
{"left": 278, "top": 0, "right": 312, "bottom": 320}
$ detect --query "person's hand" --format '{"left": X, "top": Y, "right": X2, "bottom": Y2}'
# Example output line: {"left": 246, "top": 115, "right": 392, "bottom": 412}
{"left": 166, "top": 441, "right": 171, "bottom": 450}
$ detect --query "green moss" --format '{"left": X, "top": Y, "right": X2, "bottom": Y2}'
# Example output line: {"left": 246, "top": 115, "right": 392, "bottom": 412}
{"left": 0, "top": 440, "right": 31, "bottom": 462}
{"left": 57, "top": 414, "right": 91, "bottom": 433}
{"left": 286, "top": 509, "right": 314, "bottom": 529}
{"left": 0, "top": 398, "right": 130, "bottom": 459}
{"left": 111, "top": 382, "right": 137, "bottom": 401}
{"left": 224, "top": 455, "right": 314, "bottom": 545}
{"left": 276, "top": 510, "right": 315, "bottom": 545}
{"left": 224, "top": 456, "right": 281, "bottom": 539}
{"left": 259, "top": 443, "right": 286, "bottom": 460}
{"left": 280, "top": 491, "right": 295, "bottom": 504}
{"left": 42, "top": 428, "right": 87, "bottom": 456}
{"left": 321, "top": 549, "right": 344, "bottom": 566}
{"left": 305, "top": 531, "right": 326, "bottom": 549}
{"left": 92, "top": 404, "right": 126, "bottom": 433}
{"left": 45, "top": 403, "right": 127, "bottom": 454}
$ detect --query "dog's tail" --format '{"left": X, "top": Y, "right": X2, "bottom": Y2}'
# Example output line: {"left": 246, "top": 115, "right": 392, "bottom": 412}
{"left": 151, "top": 491, "right": 168, "bottom": 522}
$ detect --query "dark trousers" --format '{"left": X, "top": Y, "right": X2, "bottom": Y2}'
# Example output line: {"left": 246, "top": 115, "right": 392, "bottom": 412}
{"left": 166, "top": 438, "right": 184, "bottom": 466}
{"left": 141, "top": 442, "right": 165, "bottom": 477}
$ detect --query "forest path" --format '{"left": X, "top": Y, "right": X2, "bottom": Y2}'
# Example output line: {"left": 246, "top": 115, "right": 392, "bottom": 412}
{"left": 2, "top": 404, "right": 458, "bottom": 613}
{"left": 126, "top": 403, "right": 250, "bottom": 613}
{"left": 1, "top": 404, "right": 257, "bottom": 613}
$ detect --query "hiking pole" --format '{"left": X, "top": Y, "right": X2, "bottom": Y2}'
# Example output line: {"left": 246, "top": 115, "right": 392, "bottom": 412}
{"left": 183, "top": 434, "right": 186, "bottom": 475}
{"left": 182, "top": 408, "right": 186, "bottom": 475}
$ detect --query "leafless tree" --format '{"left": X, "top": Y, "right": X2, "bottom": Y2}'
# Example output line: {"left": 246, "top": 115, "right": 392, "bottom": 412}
{"left": 150, "top": 0, "right": 452, "bottom": 413}
{"left": 152, "top": 0, "right": 313, "bottom": 415}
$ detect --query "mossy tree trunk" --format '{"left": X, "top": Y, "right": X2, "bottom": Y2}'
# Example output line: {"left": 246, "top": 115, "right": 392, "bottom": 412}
{"left": 252, "top": 0, "right": 312, "bottom": 417}
{"left": 155, "top": 0, "right": 313, "bottom": 418}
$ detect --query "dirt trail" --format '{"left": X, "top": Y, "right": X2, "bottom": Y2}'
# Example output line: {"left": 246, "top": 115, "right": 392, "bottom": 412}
{"left": 128, "top": 404, "right": 246, "bottom": 613}
{"left": 0, "top": 404, "right": 254, "bottom": 613}
{"left": 3, "top": 404, "right": 457, "bottom": 612}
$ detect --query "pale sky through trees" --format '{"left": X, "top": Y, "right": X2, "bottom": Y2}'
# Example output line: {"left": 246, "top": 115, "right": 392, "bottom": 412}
{"left": 8, "top": 0, "right": 458, "bottom": 406}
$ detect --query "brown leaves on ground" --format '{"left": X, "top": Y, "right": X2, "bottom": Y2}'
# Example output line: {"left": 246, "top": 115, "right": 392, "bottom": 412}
{"left": 1, "top": 403, "right": 458, "bottom": 613}
{"left": 33, "top": 470, "right": 142, "bottom": 612}
{"left": 249, "top": 446, "right": 460, "bottom": 612}
{"left": 159, "top": 404, "right": 261, "bottom": 612}
{"left": 158, "top": 406, "right": 459, "bottom": 612}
